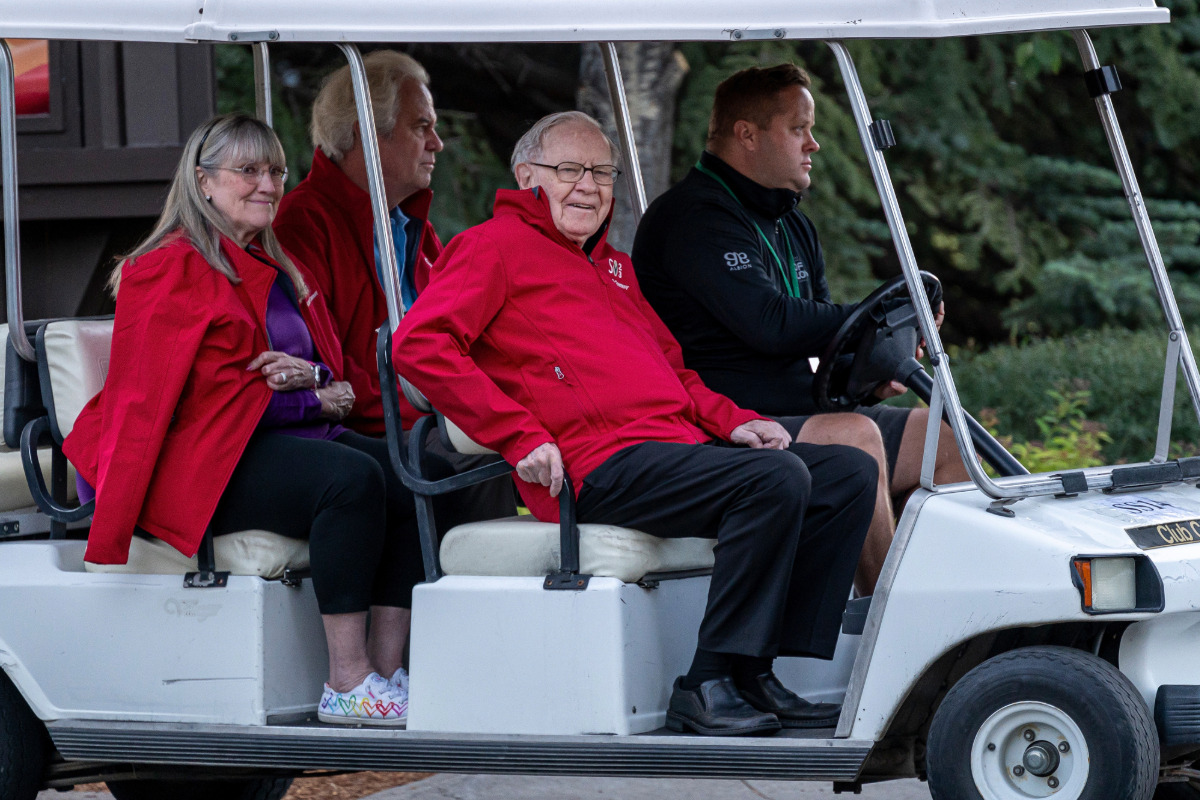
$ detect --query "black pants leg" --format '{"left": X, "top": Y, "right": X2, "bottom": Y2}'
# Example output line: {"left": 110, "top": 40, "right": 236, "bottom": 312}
{"left": 575, "top": 441, "right": 875, "bottom": 660}
{"left": 209, "top": 431, "right": 438, "bottom": 614}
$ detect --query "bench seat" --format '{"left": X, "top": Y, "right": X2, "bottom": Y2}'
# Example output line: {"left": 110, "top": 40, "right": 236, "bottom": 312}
{"left": 84, "top": 529, "right": 309, "bottom": 579}
{"left": 440, "top": 515, "right": 714, "bottom": 584}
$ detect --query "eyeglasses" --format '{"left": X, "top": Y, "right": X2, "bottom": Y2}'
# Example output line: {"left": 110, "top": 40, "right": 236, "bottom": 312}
{"left": 218, "top": 164, "right": 288, "bottom": 186}
{"left": 529, "top": 161, "right": 621, "bottom": 186}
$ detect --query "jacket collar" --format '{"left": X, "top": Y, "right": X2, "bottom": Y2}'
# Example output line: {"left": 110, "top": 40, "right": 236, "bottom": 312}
{"left": 698, "top": 150, "right": 799, "bottom": 221}
{"left": 305, "top": 148, "right": 433, "bottom": 243}
{"left": 491, "top": 187, "right": 615, "bottom": 256}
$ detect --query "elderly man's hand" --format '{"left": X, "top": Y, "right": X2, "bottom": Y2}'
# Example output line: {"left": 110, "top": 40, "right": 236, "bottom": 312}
{"left": 730, "top": 419, "right": 792, "bottom": 450}
{"left": 516, "top": 442, "right": 565, "bottom": 497}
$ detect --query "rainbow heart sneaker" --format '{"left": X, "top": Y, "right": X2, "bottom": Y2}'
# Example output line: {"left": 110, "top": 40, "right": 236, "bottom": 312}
{"left": 318, "top": 672, "right": 408, "bottom": 727}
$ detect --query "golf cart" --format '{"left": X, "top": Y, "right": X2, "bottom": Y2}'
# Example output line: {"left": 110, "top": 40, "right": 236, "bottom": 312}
{"left": 1, "top": 2, "right": 1198, "bottom": 799}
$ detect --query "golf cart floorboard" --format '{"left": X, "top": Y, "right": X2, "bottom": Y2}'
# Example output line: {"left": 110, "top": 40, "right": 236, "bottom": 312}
{"left": 46, "top": 719, "right": 869, "bottom": 781}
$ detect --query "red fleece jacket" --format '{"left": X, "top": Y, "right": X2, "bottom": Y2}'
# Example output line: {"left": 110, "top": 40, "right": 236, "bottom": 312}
{"left": 275, "top": 149, "right": 442, "bottom": 434}
{"left": 393, "top": 188, "right": 762, "bottom": 522}
{"left": 64, "top": 235, "right": 345, "bottom": 564}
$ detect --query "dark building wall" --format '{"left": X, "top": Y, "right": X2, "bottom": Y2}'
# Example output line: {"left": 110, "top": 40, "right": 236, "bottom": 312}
{"left": 2, "top": 41, "right": 216, "bottom": 322}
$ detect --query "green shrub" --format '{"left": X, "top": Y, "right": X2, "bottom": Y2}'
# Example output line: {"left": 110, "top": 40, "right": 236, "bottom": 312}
{"left": 888, "top": 328, "right": 1200, "bottom": 463}
{"left": 980, "top": 389, "right": 1112, "bottom": 472}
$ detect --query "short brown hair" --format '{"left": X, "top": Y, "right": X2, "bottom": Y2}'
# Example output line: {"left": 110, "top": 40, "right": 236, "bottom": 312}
{"left": 707, "top": 63, "right": 812, "bottom": 145}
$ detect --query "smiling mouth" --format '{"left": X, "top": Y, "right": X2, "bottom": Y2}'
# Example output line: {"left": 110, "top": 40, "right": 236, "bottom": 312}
{"left": 567, "top": 203, "right": 595, "bottom": 211}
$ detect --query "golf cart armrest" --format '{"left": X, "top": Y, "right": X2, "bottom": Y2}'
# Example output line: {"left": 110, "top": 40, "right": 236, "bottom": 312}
{"left": 20, "top": 415, "right": 93, "bottom": 523}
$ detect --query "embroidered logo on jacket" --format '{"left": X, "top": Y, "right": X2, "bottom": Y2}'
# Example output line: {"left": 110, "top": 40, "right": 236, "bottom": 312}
{"left": 725, "top": 252, "right": 752, "bottom": 271}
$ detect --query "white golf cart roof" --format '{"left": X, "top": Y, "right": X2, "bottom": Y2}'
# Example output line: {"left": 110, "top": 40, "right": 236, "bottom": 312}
{"left": 0, "top": 0, "right": 1169, "bottom": 43}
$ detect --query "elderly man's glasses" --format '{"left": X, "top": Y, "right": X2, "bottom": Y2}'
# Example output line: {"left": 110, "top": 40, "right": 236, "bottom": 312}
{"left": 218, "top": 164, "right": 288, "bottom": 186}
{"left": 530, "top": 161, "right": 620, "bottom": 186}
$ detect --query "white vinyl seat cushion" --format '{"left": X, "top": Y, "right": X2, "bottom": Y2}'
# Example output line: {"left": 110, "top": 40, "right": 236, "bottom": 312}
{"left": 440, "top": 516, "right": 715, "bottom": 584}
{"left": 84, "top": 530, "right": 310, "bottom": 579}
{"left": 41, "top": 319, "right": 113, "bottom": 438}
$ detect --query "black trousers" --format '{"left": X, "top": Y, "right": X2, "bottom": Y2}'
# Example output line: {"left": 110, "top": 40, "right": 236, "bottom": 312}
{"left": 576, "top": 441, "right": 876, "bottom": 660}
{"left": 209, "top": 430, "right": 451, "bottom": 615}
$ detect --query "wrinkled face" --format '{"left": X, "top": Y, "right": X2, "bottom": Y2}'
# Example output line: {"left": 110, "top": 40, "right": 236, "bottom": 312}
{"left": 197, "top": 159, "right": 284, "bottom": 245}
{"left": 515, "top": 123, "right": 615, "bottom": 246}
{"left": 756, "top": 86, "right": 820, "bottom": 192}
{"left": 379, "top": 78, "right": 443, "bottom": 204}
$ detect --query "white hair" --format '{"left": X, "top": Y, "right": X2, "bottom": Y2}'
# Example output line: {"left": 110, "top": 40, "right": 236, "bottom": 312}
{"left": 311, "top": 50, "right": 430, "bottom": 162}
{"left": 510, "top": 111, "right": 620, "bottom": 176}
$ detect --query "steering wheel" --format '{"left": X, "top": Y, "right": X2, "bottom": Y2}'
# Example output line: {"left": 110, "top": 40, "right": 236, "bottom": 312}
{"left": 812, "top": 272, "right": 942, "bottom": 413}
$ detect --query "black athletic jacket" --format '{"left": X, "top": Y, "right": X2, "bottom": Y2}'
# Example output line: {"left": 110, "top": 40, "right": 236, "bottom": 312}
{"left": 631, "top": 151, "right": 853, "bottom": 416}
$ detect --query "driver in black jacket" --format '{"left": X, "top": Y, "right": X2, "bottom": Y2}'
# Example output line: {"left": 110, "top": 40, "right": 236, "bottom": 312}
{"left": 632, "top": 64, "right": 968, "bottom": 594}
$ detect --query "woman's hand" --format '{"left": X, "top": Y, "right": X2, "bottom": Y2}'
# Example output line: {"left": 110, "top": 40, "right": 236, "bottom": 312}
{"left": 315, "top": 381, "right": 355, "bottom": 421}
{"left": 248, "top": 351, "right": 316, "bottom": 392}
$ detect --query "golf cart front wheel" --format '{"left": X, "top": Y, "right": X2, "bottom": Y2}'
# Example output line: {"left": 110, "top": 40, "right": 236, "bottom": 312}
{"left": 927, "top": 645, "right": 1158, "bottom": 800}
{"left": 0, "top": 669, "right": 47, "bottom": 800}
{"left": 106, "top": 777, "right": 294, "bottom": 800}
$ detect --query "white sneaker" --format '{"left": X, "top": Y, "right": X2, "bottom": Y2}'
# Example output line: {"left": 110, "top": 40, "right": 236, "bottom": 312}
{"left": 388, "top": 667, "right": 409, "bottom": 694}
{"left": 318, "top": 673, "right": 407, "bottom": 727}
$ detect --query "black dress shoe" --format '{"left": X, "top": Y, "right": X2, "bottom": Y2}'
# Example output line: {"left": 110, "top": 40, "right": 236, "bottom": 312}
{"left": 735, "top": 672, "right": 841, "bottom": 728}
{"left": 666, "top": 676, "right": 782, "bottom": 736}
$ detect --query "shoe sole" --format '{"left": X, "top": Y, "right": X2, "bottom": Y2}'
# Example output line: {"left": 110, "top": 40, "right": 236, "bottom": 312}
{"left": 318, "top": 711, "right": 407, "bottom": 728}
{"left": 665, "top": 711, "right": 781, "bottom": 737}
{"left": 778, "top": 715, "right": 840, "bottom": 729}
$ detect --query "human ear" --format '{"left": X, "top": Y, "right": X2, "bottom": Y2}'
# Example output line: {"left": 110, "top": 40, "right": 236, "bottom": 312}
{"left": 732, "top": 120, "right": 758, "bottom": 152}
{"left": 195, "top": 166, "right": 212, "bottom": 197}
{"left": 514, "top": 163, "right": 535, "bottom": 190}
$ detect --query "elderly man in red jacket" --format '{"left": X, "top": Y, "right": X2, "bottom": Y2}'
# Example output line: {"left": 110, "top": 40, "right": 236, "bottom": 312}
{"left": 394, "top": 111, "right": 877, "bottom": 737}
{"left": 275, "top": 50, "right": 514, "bottom": 521}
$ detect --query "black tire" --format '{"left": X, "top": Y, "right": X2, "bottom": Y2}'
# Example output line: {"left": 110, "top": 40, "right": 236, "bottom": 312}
{"left": 927, "top": 645, "right": 1158, "bottom": 800}
{"left": 106, "top": 776, "right": 293, "bottom": 800}
{"left": 0, "top": 669, "right": 47, "bottom": 800}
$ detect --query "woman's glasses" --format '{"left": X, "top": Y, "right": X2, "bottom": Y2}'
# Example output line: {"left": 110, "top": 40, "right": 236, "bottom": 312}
{"left": 529, "top": 161, "right": 620, "bottom": 186}
{"left": 219, "top": 163, "right": 288, "bottom": 186}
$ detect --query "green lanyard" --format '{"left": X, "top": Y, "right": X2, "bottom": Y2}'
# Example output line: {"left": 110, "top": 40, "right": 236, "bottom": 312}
{"left": 694, "top": 161, "right": 802, "bottom": 299}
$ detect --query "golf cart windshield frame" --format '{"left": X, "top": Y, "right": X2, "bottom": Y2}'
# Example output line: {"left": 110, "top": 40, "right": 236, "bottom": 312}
{"left": 0, "top": 14, "right": 1192, "bottom": 502}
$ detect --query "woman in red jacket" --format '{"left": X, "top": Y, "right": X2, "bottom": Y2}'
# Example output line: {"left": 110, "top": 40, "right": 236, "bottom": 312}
{"left": 65, "top": 114, "right": 436, "bottom": 727}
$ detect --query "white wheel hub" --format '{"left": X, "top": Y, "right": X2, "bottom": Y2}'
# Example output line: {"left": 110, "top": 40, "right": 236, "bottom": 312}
{"left": 970, "top": 701, "right": 1090, "bottom": 800}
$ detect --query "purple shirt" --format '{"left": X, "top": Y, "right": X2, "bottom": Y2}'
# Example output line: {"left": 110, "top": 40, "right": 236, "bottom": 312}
{"left": 257, "top": 277, "right": 346, "bottom": 441}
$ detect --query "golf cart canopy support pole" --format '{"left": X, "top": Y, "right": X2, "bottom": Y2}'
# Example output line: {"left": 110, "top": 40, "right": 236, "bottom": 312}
{"left": 601, "top": 43, "right": 648, "bottom": 221}
{"left": 0, "top": 40, "right": 32, "bottom": 363}
{"left": 339, "top": 43, "right": 405, "bottom": 335}
{"left": 826, "top": 40, "right": 1008, "bottom": 499}
{"left": 1072, "top": 29, "right": 1200, "bottom": 450}
{"left": 253, "top": 42, "right": 272, "bottom": 127}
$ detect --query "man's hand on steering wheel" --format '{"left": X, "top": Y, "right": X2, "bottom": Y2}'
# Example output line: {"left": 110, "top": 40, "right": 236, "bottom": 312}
{"left": 872, "top": 301, "right": 944, "bottom": 401}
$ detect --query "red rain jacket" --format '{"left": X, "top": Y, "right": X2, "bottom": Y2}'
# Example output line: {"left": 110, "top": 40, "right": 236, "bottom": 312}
{"left": 393, "top": 188, "right": 762, "bottom": 522}
{"left": 64, "top": 234, "right": 345, "bottom": 564}
{"left": 274, "top": 149, "right": 443, "bottom": 435}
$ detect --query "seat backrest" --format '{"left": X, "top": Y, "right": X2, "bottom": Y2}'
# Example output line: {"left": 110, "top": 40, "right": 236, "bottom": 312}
{"left": 437, "top": 414, "right": 499, "bottom": 456}
{"left": 37, "top": 319, "right": 113, "bottom": 442}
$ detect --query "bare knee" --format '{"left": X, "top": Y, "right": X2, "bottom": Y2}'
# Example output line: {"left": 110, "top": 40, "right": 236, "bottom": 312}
{"left": 801, "top": 414, "right": 887, "bottom": 464}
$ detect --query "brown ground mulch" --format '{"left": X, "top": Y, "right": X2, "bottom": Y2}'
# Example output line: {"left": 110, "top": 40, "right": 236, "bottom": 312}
{"left": 73, "top": 772, "right": 432, "bottom": 799}
{"left": 284, "top": 772, "right": 433, "bottom": 799}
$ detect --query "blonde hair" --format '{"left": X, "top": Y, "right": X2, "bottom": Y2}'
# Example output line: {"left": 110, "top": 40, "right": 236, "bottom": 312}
{"left": 311, "top": 50, "right": 430, "bottom": 162}
{"left": 109, "top": 114, "right": 307, "bottom": 298}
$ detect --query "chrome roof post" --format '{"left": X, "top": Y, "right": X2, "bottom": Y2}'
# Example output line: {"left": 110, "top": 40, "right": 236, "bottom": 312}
{"left": 252, "top": 42, "right": 272, "bottom": 127}
{"left": 825, "top": 40, "right": 1009, "bottom": 498}
{"left": 337, "top": 43, "right": 404, "bottom": 333}
{"left": 0, "top": 40, "right": 33, "bottom": 362}
{"left": 1072, "top": 29, "right": 1200, "bottom": 449}
{"left": 600, "top": 43, "right": 647, "bottom": 222}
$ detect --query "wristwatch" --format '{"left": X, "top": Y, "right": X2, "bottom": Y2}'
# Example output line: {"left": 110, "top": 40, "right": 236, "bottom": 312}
{"left": 311, "top": 362, "right": 332, "bottom": 388}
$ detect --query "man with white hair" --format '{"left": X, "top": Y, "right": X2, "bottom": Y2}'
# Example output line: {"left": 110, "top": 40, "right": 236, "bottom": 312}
{"left": 276, "top": 50, "right": 443, "bottom": 437}
{"left": 275, "top": 51, "right": 516, "bottom": 691}
{"left": 396, "top": 111, "right": 877, "bottom": 737}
